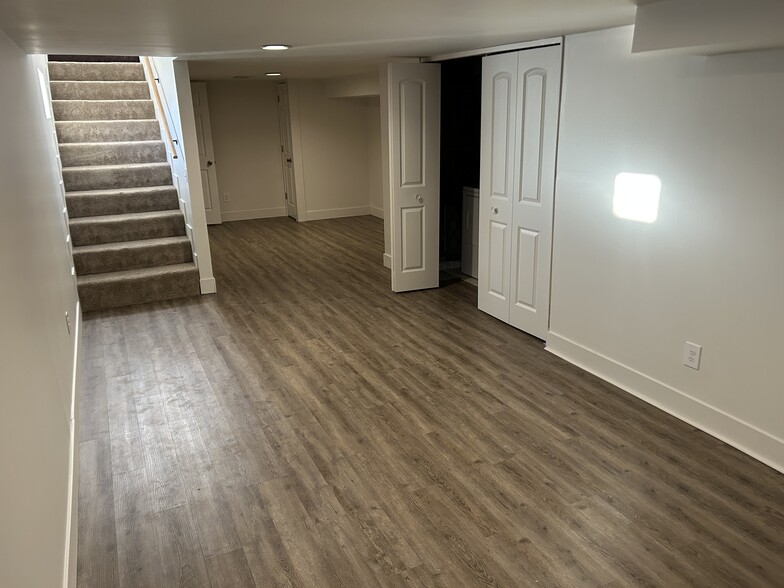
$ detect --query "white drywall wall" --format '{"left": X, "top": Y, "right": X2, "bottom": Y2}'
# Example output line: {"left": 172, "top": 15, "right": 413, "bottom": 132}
{"left": 548, "top": 26, "right": 784, "bottom": 471}
{"left": 295, "top": 80, "right": 374, "bottom": 219}
{"left": 633, "top": 0, "right": 784, "bottom": 55}
{"left": 206, "top": 80, "right": 286, "bottom": 221}
{"left": 149, "top": 57, "right": 216, "bottom": 293}
{"left": 366, "top": 99, "right": 383, "bottom": 218}
{"left": 0, "top": 32, "right": 80, "bottom": 587}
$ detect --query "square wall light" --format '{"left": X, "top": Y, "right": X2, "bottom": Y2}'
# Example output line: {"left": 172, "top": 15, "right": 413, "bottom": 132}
{"left": 613, "top": 172, "right": 661, "bottom": 223}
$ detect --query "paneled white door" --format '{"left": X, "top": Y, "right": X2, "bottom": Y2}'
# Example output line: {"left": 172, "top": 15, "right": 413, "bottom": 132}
{"left": 478, "top": 45, "right": 562, "bottom": 340}
{"left": 386, "top": 63, "right": 441, "bottom": 292}
{"left": 276, "top": 82, "right": 298, "bottom": 220}
{"left": 508, "top": 46, "right": 561, "bottom": 337}
{"left": 478, "top": 52, "right": 518, "bottom": 322}
{"left": 191, "top": 82, "right": 222, "bottom": 225}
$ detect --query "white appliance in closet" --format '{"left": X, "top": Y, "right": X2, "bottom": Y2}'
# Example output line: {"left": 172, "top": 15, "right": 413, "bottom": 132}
{"left": 461, "top": 187, "right": 480, "bottom": 279}
{"left": 478, "top": 44, "right": 562, "bottom": 341}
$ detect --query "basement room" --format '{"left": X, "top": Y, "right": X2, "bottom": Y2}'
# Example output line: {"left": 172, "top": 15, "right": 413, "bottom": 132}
{"left": 1, "top": 0, "right": 783, "bottom": 586}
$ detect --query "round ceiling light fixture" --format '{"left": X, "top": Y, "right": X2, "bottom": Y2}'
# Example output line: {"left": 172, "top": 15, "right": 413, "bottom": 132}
{"left": 261, "top": 44, "right": 291, "bottom": 51}
{"left": 265, "top": 72, "right": 283, "bottom": 77}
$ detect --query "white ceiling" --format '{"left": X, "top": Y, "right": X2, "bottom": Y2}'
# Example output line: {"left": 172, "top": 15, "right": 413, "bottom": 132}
{"left": 0, "top": 0, "right": 638, "bottom": 79}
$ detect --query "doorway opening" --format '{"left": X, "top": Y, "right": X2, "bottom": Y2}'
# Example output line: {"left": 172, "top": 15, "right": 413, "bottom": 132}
{"left": 438, "top": 56, "right": 482, "bottom": 286}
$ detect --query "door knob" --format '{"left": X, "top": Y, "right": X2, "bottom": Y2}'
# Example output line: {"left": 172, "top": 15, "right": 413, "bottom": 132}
{"left": 490, "top": 206, "right": 499, "bottom": 214}
{"left": 286, "top": 158, "right": 292, "bottom": 163}
{"left": 206, "top": 160, "right": 214, "bottom": 167}
{"left": 416, "top": 194, "right": 424, "bottom": 203}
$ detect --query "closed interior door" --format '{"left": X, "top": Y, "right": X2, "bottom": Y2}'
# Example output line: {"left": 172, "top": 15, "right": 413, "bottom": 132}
{"left": 386, "top": 63, "right": 441, "bottom": 293}
{"left": 478, "top": 52, "right": 518, "bottom": 322}
{"left": 508, "top": 45, "right": 561, "bottom": 338}
{"left": 191, "top": 82, "right": 222, "bottom": 225}
{"left": 276, "top": 82, "right": 298, "bottom": 220}
{"left": 478, "top": 45, "right": 562, "bottom": 340}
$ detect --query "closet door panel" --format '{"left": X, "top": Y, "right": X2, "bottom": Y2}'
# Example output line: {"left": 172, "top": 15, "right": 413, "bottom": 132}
{"left": 478, "top": 52, "right": 518, "bottom": 322}
{"left": 509, "top": 45, "right": 562, "bottom": 339}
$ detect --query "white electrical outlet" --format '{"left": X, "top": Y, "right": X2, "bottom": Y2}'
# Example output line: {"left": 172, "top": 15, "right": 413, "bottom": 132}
{"left": 223, "top": 192, "right": 231, "bottom": 202}
{"left": 683, "top": 342, "right": 702, "bottom": 370}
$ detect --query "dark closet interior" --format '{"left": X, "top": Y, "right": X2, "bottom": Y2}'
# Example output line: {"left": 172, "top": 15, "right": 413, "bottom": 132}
{"left": 439, "top": 56, "right": 482, "bottom": 275}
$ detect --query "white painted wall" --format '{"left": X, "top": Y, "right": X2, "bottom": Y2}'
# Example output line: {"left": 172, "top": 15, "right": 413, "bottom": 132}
{"left": 324, "top": 72, "right": 380, "bottom": 98}
{"left": 0, "top": 31, "right": 80, "bottom": 588}
{"left": 294, "top": 80, "right": 376, "bottom": 220}
{"left": 366, "top": 99, "right": 383, "bottom": 218}
{"left": 206, "top": 80, "right": 286, "bottom": 221}
{"left": 148, "top": 57, "right": 216, "bottom": 293}
{"left": 633, "top": 0, "right": 784, "bottom": 55}
{"left": 548, "top": 26, "right": 784, "bottom": 471}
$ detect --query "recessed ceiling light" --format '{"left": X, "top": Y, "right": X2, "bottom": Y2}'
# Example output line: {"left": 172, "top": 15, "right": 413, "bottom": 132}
{"left": 261, "top": 44, "right": 290, "bottom": 51}
{"left": 265, "top": 72, "right": 283, "bottom": 77}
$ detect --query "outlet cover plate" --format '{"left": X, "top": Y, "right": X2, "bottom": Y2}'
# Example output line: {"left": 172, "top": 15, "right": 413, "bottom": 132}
{"left": 683, "top": 341, "right": 702, "bottom": 370}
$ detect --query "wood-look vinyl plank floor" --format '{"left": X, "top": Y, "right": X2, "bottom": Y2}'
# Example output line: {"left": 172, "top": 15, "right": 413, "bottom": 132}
{"left": 77, "top": 215, "right": 784, "bottom": 587}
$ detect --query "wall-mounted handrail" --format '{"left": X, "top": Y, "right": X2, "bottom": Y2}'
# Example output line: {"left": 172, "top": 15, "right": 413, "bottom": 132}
{"left": 141, "top": 56, "right": 178, "bottom": 159}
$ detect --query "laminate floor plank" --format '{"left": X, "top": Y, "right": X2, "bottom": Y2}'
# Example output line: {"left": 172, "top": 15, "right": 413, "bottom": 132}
{"left": 76, "top": 216, "right": 784, "bottom": 587}
{"left": 77, "top": 437, "right": 119, "bottom": 588}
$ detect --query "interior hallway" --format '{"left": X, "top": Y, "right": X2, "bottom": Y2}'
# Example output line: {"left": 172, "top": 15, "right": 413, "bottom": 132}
{"left": 77, "top": 215, "right": 784, "bottom": 587}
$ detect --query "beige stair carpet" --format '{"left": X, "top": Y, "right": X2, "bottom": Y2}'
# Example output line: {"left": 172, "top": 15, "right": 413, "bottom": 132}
{"left": 50, "top": 57, "right": 200, "bottom": 311}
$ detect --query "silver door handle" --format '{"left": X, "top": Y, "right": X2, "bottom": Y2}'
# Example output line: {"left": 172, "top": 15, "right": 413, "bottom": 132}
{"left": 416, "top": 194, "right": 424, "bottom": 203}
{"left": 490, "top": 206, "right": 498, "bottom": 214}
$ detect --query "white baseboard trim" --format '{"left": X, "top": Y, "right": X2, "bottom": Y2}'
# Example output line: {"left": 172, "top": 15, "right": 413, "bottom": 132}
{"left": 221, "top": 207, "right": 287, "bottom": 222}
{"left": 383, "top": 253, "right": 392, "bottom": 269}
{"left": 369, "top": 206, "right": 384, "bottom": 219}
{"left": 545, "top": 331, "right": 784, "bottom": 474}
{"left": 200, "top": 277, "right": 217, "bottom": 295}
{"left": 306, "top": 206, "right": 371, "bottom": 221}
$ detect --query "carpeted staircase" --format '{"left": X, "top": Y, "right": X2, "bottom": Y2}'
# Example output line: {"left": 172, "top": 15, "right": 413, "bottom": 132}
{"left": 49, "top": 56, "right": 201, "bottom": 311}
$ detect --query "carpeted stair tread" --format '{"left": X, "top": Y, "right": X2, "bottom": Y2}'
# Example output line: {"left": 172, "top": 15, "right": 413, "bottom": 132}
{"left": 62, "top": 162, "right": 172, "bottom": 191}
{"left": 52, "top": 99, "right": 155, "bottom": 121}
{"left": 77, "top": 263, "right": 200, "bottom": 311}
{"left": 50, "top": 80, "right": 150, "bottom": 100}
{"left": 56, "top": 119, "right": 161, "bottom": 143}
{"left": 73, "top": 236, "right": 193, "bottom": 275}
{"left": 48, "top": 61, "right": 145, "bottom": 81}
{"left": 60, "top": 140, "right": 167, "bottom": 167}
{"left": 69, "top": 210, "right": 186, "bottom": 246}
{"left": 48, "top": 56, "right": 200, "bottom": 311}
{"left": 65, "top": 185, "right": 179, "bottom": 217}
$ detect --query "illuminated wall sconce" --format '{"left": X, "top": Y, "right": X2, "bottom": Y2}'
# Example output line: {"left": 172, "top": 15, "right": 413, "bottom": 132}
{"left": 613, "top": 172, "right": 661, "bottom": 223}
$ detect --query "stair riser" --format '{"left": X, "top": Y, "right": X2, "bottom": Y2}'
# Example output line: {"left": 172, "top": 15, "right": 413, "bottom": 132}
{"left": 48, "top": 62, "right": 145, "bottom": 82}
{"left": 66, "top": 189, "right": 179, "bottom": 218}
{"left": 52, "top": 100, "right": 155, "bottom": 121}
{"left": 78, "top": 268, "right": 200, "bottom": 311}
{"left": 74, "top": 240, "right": 193, "bottom": 275}
{"left": 56, "top": 120, "right": 160, "bottom": 143}
{"left": 63, "top": 164, "right": 172, "bottom": 192}
{"left": 50, "top": 81, "right": 150, "bottom": 100}
{"left": 70, "top": 214, "right": 186, "bottom": 246}
{"left": 60, "top": 142, "right": 167, "bottom": 167}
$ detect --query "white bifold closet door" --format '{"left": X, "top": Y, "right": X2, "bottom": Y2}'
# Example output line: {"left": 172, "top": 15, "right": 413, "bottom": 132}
{"left": 478, "top": 45, "right": 562, "bottom": 340}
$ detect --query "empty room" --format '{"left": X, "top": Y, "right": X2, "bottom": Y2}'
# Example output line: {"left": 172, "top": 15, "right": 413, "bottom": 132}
{"left": 1, "top": 0, "right": 783, "bottom": 587}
